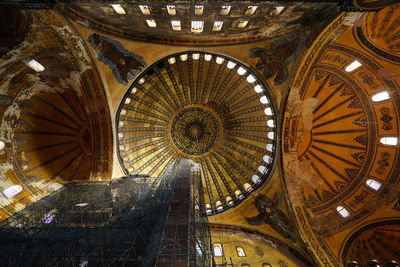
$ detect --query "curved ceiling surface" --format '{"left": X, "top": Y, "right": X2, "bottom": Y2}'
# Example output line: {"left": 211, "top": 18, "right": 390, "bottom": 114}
{"left": 116, "top": 51, "right": 278, "bottom": 215}
{"left": 282, "top": 5, "right": 400, "bottom": 265}
{"left": 58, "top": 2, "right": 339, "bottom": 46}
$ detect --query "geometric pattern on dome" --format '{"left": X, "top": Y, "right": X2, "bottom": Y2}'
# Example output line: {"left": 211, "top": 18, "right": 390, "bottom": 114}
{"left": 116, "top": 51, "right": 278, "bottom": 214}
{"left": 282, "top": 10, "right": 400, "bottom": 265}
{"left": 357, "top": 3, "right": 400, "bottom": 63}
{"left": 342, "top": 220, "right": 400, "bottom": 265}
{"left": 171, "top": 107, "right": 219, "bottom": 155}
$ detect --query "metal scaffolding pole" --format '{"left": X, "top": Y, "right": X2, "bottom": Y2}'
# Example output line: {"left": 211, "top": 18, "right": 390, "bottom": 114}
{"left": 0, "top": 160, "right": 212, "bottom": 266}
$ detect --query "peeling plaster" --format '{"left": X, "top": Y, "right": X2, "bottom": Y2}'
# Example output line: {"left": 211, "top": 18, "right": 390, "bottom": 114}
{"left": 0, "top": 24, "right": 47, "bottom": 67}
{"left": 0, "top": 74, "right": 53, "bottom": 145}
{"left": 301, "top": 98, "right": 319, "bottom": 132}
{"left": 343, "top": 12, "right": 364, "bottom": 27}
{"left": 284, "top": 90, "right": 320, "bottom": 207}
{"left": 285, "top": 87, "right": 303, "bottom": 119}
{"left": 53, "top": 25, "right": 91, "bottom": 72}
{"left": 59, "top": 71, "right": 83, "bottom": 97}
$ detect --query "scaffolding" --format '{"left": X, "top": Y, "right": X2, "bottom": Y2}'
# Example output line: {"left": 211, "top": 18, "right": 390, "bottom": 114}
{"left": 0, "top": 160, "right": 212, "bottom": 267}
{"left": 190, "top": 163, "right": 213, "bottom": 267}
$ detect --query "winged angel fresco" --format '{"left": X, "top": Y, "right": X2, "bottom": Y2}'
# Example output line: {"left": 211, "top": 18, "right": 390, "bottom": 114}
{"left": 246, "top": 192, "right": 298, "bottom": 242}
{"left": 248, "top": 34, "right": 305, "bottom": 85}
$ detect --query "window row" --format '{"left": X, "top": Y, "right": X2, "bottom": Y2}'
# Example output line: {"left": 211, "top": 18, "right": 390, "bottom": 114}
{"left": 345, "top": 60, "right": 394, "bottom": 104}
{"left": 145, "top": 19, "right": 251, "bottom": 30}
{"left": 213, "top": 243, "right": 246, "bottom": 257}
{"left": 112, "top": 4, "right": 285, "bottom": 17}
{"left": 336, "top": 178, "right": 384, "bottom": 218}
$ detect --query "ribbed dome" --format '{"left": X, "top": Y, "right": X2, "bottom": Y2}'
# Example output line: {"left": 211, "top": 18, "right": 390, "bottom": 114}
{"left": 116, "top": 51, "right": 278, "bottom": 214}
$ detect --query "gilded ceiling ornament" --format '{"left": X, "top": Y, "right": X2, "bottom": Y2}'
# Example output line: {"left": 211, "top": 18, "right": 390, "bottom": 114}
{"left": 171, "top": 108, "right": 219, "bottom": 156}
{"left": 116, "top": 51, "right": 278, "bottom": 214}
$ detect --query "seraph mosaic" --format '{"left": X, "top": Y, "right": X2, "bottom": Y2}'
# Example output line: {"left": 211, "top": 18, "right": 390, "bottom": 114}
{"left": 89, "top": 33, "right": 146, "bottom": 85}
{"left": 245, "top": 193, "right": 298, "bottom": 242}
{"left": 249, "top": 34, "right": 306, "bottom": 85}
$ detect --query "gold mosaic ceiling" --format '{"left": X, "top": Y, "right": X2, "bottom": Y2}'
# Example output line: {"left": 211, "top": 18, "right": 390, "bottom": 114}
{"left": 116, "top": 51, "right": 278, "bottom": 214}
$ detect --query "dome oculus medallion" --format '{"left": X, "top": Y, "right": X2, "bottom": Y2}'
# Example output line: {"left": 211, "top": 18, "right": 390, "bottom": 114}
{"left": 116, "top": 51, "right": 278, "bottom": 214}
{"left": 170, "top": 107, "right": 220, "bottom": 156}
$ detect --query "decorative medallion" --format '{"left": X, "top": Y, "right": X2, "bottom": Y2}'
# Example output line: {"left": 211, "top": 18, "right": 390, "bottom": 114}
{"left": 171, "top": 108, "right": 219, "bottom": 155}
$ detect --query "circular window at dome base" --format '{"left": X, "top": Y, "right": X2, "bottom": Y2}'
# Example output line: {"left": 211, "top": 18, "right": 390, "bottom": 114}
{"left": 116, "top": 51, "right": 278, "bottom": 214}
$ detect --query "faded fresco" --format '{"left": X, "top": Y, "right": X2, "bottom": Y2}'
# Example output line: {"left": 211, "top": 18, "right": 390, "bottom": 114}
{"left": 89, "top": 33, "right": 146, "bottom": 85}
{"left": 249, "top": 34, "right": 306, "bottom": 85}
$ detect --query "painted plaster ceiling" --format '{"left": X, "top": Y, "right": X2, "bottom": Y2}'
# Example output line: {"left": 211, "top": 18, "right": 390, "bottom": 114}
{"left": 116, "top": 51, "right": 278, "bottom": 215}
{"left": 0, "top": 2, "right": 399, "bottom": 266}
{"left": 0, "top": 9, "right": 112, "bottom": 219}
{"left": 57, "top": 1, "right": 339, "bottom": 45}
{"left": 282, "top": 4, "right": 400, "bottom": 265}
{"left": 0, "top": 5, "right": 29, "bottom": 57}
{"left": 342, "top": 220, "right": 400, "bottom": 265}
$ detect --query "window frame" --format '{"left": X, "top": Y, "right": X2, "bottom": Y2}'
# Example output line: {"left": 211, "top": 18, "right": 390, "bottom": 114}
{"left": 236, "top": 246, "right": 246, "bottom": 257}
{"left": 213, "top": 243, "right": 224, "bottom": 257}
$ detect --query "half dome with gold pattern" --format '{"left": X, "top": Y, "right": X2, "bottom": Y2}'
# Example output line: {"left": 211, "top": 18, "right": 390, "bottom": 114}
{"left": 116, "top": 51, "right": 278, "bottom": 214}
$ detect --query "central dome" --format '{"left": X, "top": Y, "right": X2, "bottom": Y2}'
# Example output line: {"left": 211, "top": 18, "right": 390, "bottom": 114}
{"left": 116, "top": 51, "right": 278, "bottom": 214}
{"left": 171, "top": 107, "right": 219, "bottom": 155}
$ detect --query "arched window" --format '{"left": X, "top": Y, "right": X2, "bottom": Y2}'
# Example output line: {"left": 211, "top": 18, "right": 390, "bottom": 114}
{"left": 365, "top": 259, "right": 380, "bottom": 267}
{"left": 3, "top": 185, "right": 23, "bottom": 199}
{"left": 264, "top": 107, "right": 273, "bottom": 116}
{"left": 0, "top": 140, "right": 5, "bottom": 151}
{"left": 263, "top": 155, "right": 272, "bottom": 164}
{"left": 336, "top": 205, "right": 351, "bottom": 218}
{"left": 236, "top": 246, "right": 246, "bottom": 257}
{"left": 380, "top": 136, "right": 398, "bottom": 146}
{"left": 260, "top": 96, "right": 269, "bottom": 104}
{"left": 252, "top": 174, "right": 261, "bottom": 184}
{"left": 366, "top": 178, "right": 382, "bottom": 191}
{"left": 241, "top": 264, "right": 250, "bottom": 267}
{"left": 268, "top": 132, "right": 274, "bottom": 140}
{"left": 345, "top": 60, "right": 362, "bottom": 72}
{"left": 213, "top": 243, "right": 223, "bottom": 257}
{"left": 383, "top": 260, "right": 399, "bottom": 267}
{"left": 258, "top": 165, "right": 267, "bottom": 174}
{"left": 372, "top": 91, "right": 390, "bottom": 102}
{"left": 262, "top": 264, "right": 272, "bottom": 267}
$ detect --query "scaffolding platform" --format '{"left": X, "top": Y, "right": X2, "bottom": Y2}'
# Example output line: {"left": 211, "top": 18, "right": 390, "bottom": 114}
{"left": 0, "top": 160, "right": 213, "bottom": 267}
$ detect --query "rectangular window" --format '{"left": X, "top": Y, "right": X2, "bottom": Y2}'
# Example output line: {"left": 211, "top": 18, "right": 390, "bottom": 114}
{"left": 139, "top": 5, "right": 151, "bottom": 15}
{"left": 237, "top": 20, "right": 248, "bottom": 29}
{"left": 171, "top": 21, "right": 181, "bottom": 31}
{"left": 245, "top": 6, "right": 258, "bottom": 16}
{"left": 236, "top": 246, "right": 246, "bottom": 257}
{"left": 191, "top": 21, "right": 204, "bottom": 33}
{"left": 269, "top": 6, "right": 285, "bottom": 16}
{"left": 195, "top": 5, "right": 204, "bottom": 16}
{"left": 146, "top": 19, "right": 157, "bottom": 28}
{"left": 27, "top": 59, "right": 45, "bottom": 72}
{"left": 167, "top": 5, "right": 176, "bottom": 15}
{"left": 220, "top": 5, "right": 231, "bottom": 16}
{"left": 111, "top": 4, "right": 126, "bottom": 15}
{"left": 213, "top": 243, "right": 223, "bottom": 257}
{"left": 213, "top": 21, "right": 223, "bottom": 31}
